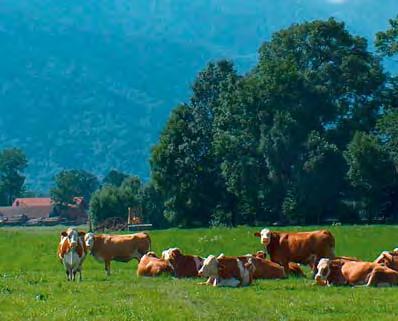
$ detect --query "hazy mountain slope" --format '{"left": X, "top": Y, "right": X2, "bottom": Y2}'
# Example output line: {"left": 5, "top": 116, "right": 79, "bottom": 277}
{"left": 0, "top": 0, "right": 397, "bottom": 191}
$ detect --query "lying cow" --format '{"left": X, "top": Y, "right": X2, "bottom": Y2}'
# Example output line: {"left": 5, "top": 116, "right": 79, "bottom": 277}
{"left": 254, "top": 228, "right": 335, "bottom": 272}
{"left": 84, "top": 232, "right": 151, "bottom": 275}
{"left": 57, "top": 227, "right": 87, "bottom": 281}
{"left": 161, "top": 248, "right": 203, "bottom": 278}
{"left": 315, "top": 257, "right": 398, "bottom": 287}
{"left": 243, "top": 253, "right": 286, "bottom": 279}
{"left": 137, "top": 252, "right": 173, "bottom": 277}
{"left": 253, "top": 251, "right": 305, "bottom": 277}
{"left": 198, "top": 254, "right": 255, "bottom": 287}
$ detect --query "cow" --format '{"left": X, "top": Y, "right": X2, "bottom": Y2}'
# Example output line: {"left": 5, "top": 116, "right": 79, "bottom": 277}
{"left": 84, "top": 232, "right": 151, "bottom": 276}
{"left": 161, "top": 248, "right": 203, "bottom": 278}
{"left": 243, "top": 253, "right": 286, "bottom": 279}
{"left": 254, "top": 228, "right": 335, "bottom": 273}
{"left": 253, "top": 251, "right": 305, "bottom": 277}
{"left": 314, "top": 257, "right": 397, "bottom": 287}
{"left": 198, "top": 254, "right": 255, "bottom": 287}
{"left": 137, "top": 252, "right": 173, "bottom": 277}
{"left": 374, "top": 250, "right": 398, "bottom": 271}
{"left": 57, "top": 227, "right": 87, "bottom": 281}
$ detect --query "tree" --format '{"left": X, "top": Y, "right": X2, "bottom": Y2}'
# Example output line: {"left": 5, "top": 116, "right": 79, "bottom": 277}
{"left": 375, "top": 15, "right": 398, "bottom": 57}
{"left": 150, "top": 60, "right": 239, "bottom": 227}
{"left": 142, "top": 183, "right": 167, "bottom": 228}
{"left": 51, "top": 169, "right": 99, "bottom": 206}
{"left": 345, "top": 132, "right": 397, "bottom": 221}
{"left": 102, "top": 170, "right": 130, "bottom": 187}
{"left": 0, "top": 148, "right": 28, "bottom": 205}
{"left": 89, "top": 185, "right": 125, "bottom": 226}
{"left": 89, "top": 175, "right": 144, "bottom": 226}
{"left": 214, "top": 18, "right": 386, "bottom": 224}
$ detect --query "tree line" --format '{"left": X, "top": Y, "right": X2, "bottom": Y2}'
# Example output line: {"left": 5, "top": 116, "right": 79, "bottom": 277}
{"left": 2, "top": 17, "right": 398, "bottom": 228}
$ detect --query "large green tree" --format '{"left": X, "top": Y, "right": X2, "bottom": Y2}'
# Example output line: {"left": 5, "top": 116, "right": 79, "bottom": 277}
{"left": 150, "top": 61, "right": 238, "bottom": 227}
{"left": 0, "top": 148, "right": 28, "bottom": 205}
{"left": 214, "top": 18, "right": 386, "bottom": 224}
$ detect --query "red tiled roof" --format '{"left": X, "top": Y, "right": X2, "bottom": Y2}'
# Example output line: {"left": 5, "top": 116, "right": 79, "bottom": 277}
{"left": 12, "top": 198, "right": 52, "bottom": 207}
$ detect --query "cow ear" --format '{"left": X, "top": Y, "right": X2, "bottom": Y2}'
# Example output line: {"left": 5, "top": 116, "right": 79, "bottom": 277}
{"left": 254, "top": 232, "right": 261, "bottom": 237}
{"left": 61, "top": 231, "right": 67, "bottom": 237}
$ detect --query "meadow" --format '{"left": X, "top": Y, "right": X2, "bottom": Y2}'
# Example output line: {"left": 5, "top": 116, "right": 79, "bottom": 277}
{"left": 1, "top": 225, "right": 398, "bottom": 321}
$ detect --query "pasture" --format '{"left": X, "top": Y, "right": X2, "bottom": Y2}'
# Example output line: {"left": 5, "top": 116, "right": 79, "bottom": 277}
{"left": 1, "top": 225, "right": 398, "bottom": 321}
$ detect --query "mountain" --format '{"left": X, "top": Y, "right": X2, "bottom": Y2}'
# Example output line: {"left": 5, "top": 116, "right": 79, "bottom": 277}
{"left": 0, "top": 0, "right": 397, "bottom": 192}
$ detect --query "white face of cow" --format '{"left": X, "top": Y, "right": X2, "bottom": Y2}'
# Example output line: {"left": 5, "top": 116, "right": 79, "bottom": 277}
{"left": 161, "top": 248, "right": 180, "bottom": 261}
{"left": 84, "top": 232, "right": 95, "bottom": 249}
{"left": 315, "top": 258, "right": 331, "bottom": 281}
{"left": 61, "top": 227, "right": 79, "bottom": 249}
{"left": 258, "top": 228, "right": 271, "bottom": 246}
{"left": 198, "top": 255, "right": 218, "bottom": 278}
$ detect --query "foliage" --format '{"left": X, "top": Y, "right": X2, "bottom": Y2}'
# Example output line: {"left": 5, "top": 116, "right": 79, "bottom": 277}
{"left": 0, "top": 148, "right": 28, "bottom": 205}
{"left": 102, "top": 170, "right": 130, "bottom": 187}
{"left": 145, "top": 18, "right": 398, "bottom": 227}
{"left": 89, "top": 175, "right": 144, "bottom": 226}
{"left": 376, "top": 15, "right": 398, "bottom": 56}
{"left": 345, "top": 132, "right": 397, "bottom": 221}
{"left": 50, "top": 169, "right": 99, "bottom": 206}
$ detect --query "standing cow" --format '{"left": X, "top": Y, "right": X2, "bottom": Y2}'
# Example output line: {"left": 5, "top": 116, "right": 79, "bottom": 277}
{"left": 84, "top": 232, "right": 151, "bottom": 276}
{"left": 254, "top": 228, "right": 335, "bottom": 273}
{"left": 57, "top": 227, "right": 87, "bottom": 281}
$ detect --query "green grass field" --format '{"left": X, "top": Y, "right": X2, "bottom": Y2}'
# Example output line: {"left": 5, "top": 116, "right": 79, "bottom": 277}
{"left": 1, "top": 225, "right": 398, "bottom": 321}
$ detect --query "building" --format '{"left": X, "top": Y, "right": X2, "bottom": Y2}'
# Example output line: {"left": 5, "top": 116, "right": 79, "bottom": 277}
{"left": 0, "top": 197, "right": 87, "bottom": 226}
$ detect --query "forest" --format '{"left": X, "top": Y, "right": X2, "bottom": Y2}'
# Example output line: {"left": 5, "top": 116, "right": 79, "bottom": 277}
{"left": 1, "top": 17, "right": 398, "bottom": 228}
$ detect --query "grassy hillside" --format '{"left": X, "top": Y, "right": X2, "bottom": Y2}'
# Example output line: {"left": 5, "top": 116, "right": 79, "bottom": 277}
{"left": 1, "top": 1, "right": 398, "bottom": 191}
{"left": 1, "top": 225, "right": 398, "bottom": 320}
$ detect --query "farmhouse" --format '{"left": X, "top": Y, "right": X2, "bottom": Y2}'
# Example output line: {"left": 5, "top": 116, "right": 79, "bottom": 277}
{"left": 0, "top": 197, "right": 87, "bottom": 226}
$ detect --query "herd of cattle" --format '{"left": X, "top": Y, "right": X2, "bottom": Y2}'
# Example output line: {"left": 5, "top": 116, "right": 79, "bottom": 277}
{"left": 57, "top": 227, "right": 398, "bottom": 287}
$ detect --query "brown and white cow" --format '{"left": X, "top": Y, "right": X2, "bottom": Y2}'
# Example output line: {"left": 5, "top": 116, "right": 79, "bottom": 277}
{"left": 137, "top": 252, "right": 173, "bottom": 277}
{"left": 254, "top": 228, "right": 335, "bottom": 272}
{"left": 161, "top": 248, "right": 203, "bottom": 278}
{"left": 57, "top": 227, "right": 87, "bottom": 281}
{"left": 198, "top": 254, "right": 255, "bottom": 287}
{"left": 84, "top": 232, "right": 151, "bottom": 276}
{"left": 243, "top": 253, "right": 286, "bottom": 279}
{"left": 253, "top": 251, "right": 305, "bottom": 277}
{"left": 314, "top": 257, "right": 398, "bottom": 287}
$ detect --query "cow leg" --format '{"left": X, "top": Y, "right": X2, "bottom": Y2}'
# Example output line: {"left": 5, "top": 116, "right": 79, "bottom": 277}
{"left": 105, "top": 261, "right": 111, "bottom": 276}
{"left": 66, "top": 270, "right": 70, "bottom": 281}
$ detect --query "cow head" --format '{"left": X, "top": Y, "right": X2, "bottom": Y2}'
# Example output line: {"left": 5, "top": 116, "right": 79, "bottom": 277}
{"left": 315, "top": 258, "right": 331, "bottom": 282}
{"left": 84, "top": 232, "right": 95, "bottom": 250}
{"left": 146, "top": 251, "right": 159, "bottom": 258}
{"left": 60, "top": 227, "right": 80, "bottom": 249}
{"left": 161, "top": 248, "right": 182, "bottom": 261}
{"left": 254, "top": 228, "right": 271, "bottom": 246}
{"left": 198, "top": 255, "right": 219, "bottom": 278}
{"left": 255, "top": 251, "right": 266, "bottom": 259}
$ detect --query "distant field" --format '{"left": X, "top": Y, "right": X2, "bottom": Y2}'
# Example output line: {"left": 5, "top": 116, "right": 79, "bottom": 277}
{"left": 1, "top": 225, "right": 398, "bottom": 321}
